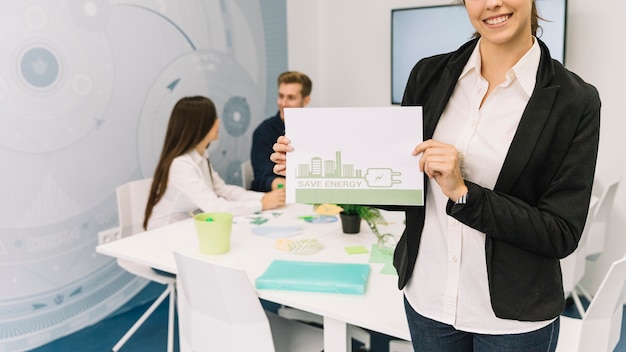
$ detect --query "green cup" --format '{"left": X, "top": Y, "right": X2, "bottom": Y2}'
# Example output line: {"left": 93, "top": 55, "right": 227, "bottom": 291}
{"left": 193, "top": 212, "right": 233, "bottom": 255}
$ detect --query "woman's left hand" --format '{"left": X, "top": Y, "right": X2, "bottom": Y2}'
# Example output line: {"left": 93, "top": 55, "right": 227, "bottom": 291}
{"left": 413, "top": 139, "right": 468, "bottom": 202}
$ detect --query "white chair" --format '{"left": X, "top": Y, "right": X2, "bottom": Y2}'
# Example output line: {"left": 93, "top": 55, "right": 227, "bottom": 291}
{"left": 557, "top": 256, "right": 626, "bottom": 352}
{"left": 561, "top": 196, "right": 599, "bottom": 317}
{"left": 389, "top": 339, "right": 414, "bottom": 352}
{"left": 563, "top": 178, "right": 621, "bottom": 315}
{"left": 568, "top": 178, "right": 621, "bottom": 309}
{"left": 585, "top": 178, "right": 620, "bottom": 261}
{"left": 173, "top": 252, "right": 323, "bottom": 352}
{"left": 241, "top": 160, "right": 254, "bottom": 190}
{"left": 112, "top": 178, "right": 176, "bottom": 352}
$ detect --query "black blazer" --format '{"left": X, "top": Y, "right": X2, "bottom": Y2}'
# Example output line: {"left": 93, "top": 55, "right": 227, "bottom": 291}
{"left": 393, "top": 38, "right": 601, "bottom": 321}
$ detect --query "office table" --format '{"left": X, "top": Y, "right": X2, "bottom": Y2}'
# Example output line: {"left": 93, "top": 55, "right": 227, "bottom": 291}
{"left": 96, "top": 204, "right": 411, "bottom": 352}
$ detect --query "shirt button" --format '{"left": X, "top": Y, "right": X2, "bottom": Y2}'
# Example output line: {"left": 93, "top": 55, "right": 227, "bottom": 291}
{"left": 452, "top": 257, "right": 458, "bottom": 263}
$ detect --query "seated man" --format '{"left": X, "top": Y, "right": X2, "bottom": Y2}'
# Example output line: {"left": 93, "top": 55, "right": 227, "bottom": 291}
{"left": 250, "top": 71, "right": 312, "bottom": 192}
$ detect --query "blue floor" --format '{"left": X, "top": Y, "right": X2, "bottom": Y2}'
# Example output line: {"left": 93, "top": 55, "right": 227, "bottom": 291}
{"left": 29, "top": 283, "right": 626, "bottom": 352}
{"left": 30, "top": 282, "right": 178, "bottom": 352}
{"left": 29, "top": 282, "right": 389, "bottom": 352}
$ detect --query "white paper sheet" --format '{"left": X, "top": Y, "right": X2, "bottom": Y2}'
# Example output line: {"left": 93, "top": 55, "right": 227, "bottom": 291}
{"left": 284, "top": 106, "right": 424, "bottom": 206}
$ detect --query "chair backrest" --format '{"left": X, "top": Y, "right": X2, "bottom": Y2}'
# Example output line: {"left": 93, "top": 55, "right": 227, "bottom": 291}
{"left": 577, "top": 256, "right": 626, "bottom": 352}
{"left": 586, "top": 179, "right": 620, "bottom": 259}
{"left": 116, "top": 178, "right": 153, "bottom": 236}
{"left": 173, "top": 252, "right": 276, "bottom": 352}
{"left": 389, "top": 339, "right": 414, "bottom": 352}
{"left": 241, "top": 160, "right": 253, "bottom": 190}
{"left": 560, "top": 198, "right": 599, "bottom": 296}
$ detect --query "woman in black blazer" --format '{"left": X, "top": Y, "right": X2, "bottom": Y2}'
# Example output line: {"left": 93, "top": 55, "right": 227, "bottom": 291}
{"left": 394, "top": 0, "right": 600, "bottom": 351}
{"left": 271, "top": 1, "right": 600, "bottom": 351}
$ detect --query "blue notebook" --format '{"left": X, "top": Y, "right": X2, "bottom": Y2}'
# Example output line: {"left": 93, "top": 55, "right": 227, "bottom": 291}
{"left": 255, "top": 260, "right": 370, "bottom": 294}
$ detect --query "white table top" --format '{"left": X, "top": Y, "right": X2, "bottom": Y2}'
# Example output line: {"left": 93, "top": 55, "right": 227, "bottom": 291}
{"left": 96, "top": 203, "right": 411, "bottom": 342}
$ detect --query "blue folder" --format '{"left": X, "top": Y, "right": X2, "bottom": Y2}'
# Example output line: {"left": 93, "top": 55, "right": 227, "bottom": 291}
{"left": 255, "top": 260, "right": 370, "bottom": 294}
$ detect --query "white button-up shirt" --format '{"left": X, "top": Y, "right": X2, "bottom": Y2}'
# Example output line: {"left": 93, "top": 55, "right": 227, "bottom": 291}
{"left": 148, "top": 149, "right": 263, "bottom": 230}
{"left": 405, "top": 38, "right": 554, "bottom": 334}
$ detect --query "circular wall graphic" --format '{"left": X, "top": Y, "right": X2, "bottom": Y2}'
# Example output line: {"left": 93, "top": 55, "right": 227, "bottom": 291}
{"left": 0, "top": 1, "right": 269, "bottom": 350}
{"left": 137, "top": 50, "right": 263, "bottom": 186}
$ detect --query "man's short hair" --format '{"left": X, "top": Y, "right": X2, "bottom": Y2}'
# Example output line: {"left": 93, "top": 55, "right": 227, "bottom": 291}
{"left": 277, "top": 71, "right": 312, "bottom": 98}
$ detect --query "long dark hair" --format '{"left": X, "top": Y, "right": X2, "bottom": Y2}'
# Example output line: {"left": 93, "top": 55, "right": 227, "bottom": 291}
{"left": 143, "top": 96, "right": 218, "bottom": 229}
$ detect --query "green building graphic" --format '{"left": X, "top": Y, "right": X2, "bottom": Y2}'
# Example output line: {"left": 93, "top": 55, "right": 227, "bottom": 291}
{"left": 297, "top": 151, "right": 364, "bottom": 178}
{"left": 295, "top": 151, "right": 402, "bottom": 188}
{"left": 293, "top": 152, "right": 423, "bottom": 206}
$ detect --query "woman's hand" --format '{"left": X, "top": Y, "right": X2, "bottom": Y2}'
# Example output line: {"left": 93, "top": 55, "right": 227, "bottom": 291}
{"left": 413, "top": 139, "right": 468, "bottom": 202}
{"left": 270, "top": 135, "right": 293, "bottom": 176}
{"left": 261, "top": 187, "right": 286, "bottom": 210}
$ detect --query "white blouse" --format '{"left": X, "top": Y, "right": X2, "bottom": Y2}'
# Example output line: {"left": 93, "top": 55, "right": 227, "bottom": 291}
{"left": 147, "top": 149, "right": 263, "bottom": 230}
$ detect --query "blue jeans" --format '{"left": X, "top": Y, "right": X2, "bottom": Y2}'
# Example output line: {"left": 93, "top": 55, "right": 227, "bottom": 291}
{"left": 404, "top": 296, "right": 559, "bottom": 352}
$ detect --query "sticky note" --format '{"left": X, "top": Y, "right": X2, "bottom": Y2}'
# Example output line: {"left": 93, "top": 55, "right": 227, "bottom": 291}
{"left": 344, "top": 245, "right": 369, "bottom": 255}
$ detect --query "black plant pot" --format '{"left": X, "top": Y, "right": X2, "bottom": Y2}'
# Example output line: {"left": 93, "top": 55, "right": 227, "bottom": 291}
{"left": 340, "top": 212, "right": 361, "bottom": 234}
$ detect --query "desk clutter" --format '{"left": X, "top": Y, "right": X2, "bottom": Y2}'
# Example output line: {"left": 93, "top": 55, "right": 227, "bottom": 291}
{"left": 255, "top": 259, "right": 371, "bottom": 294}
{"left": 240, "top": 207, "right": 338, "bottom": 255}
{"left": 274, "top": 238, "right": 323, "bottom": 255}
{"left": 193, "top": 212, "right": 233, "bottom": 255}
{"left": 240, "top": 208, "right": 337, "bottom": 238}
{"left": 97, "top": 202, "right": 413, "bottom": 349}
{"left": 251, "top": 226, "right": 303, "bottom": 239}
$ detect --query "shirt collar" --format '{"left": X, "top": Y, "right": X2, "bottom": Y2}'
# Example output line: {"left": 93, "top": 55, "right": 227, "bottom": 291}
{"left": 458, "top": 37, "right": 541, "bottom": 97}
{"left": 189, "top": 148, "right": 208, "bottom": 165}
{"left": 510, "top": 37, "right": 540, "bottom": 97}
{"left": 459, "top": 41, "right": 482, "bottom": 80}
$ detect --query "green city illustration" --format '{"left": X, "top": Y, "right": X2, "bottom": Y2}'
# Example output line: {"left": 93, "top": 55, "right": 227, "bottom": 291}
{"left": 295, "top": 151, "right": 401, "bottom": 188}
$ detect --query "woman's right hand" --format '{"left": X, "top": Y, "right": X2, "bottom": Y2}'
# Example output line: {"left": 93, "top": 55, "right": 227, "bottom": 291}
{"left": 413, "top": 139, "right": 467, "bottom": 202}
{"left": 270, "top": 135, "right": 293, "bottom": 176}
{"left": 261, "top": 187, "right": 286, "bottom": 210}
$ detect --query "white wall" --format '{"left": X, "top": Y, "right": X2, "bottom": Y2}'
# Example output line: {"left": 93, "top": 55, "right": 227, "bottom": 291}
{"left": 287, "top": 0, "right": 626, "bottom": 295}
{"left": 564, "top": 0, "right": 626, "bottom": 294}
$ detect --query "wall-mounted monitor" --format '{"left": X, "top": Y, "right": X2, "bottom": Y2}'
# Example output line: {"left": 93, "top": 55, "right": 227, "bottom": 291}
{"left": 391, "top": 1, "right": 567, "bottom": 104}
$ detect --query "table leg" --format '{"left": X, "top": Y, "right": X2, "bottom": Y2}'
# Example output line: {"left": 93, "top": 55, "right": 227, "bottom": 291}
{"left": 323, "top": 316, "right": 348, "bottom": 352}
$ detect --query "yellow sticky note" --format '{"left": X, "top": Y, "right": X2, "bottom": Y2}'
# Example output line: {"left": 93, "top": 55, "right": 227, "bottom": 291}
{"left": 344, "top": 245, "right": 369, "bottom": 255}
{"left": 315, "top": 204, "right": 343, "bottom": 215}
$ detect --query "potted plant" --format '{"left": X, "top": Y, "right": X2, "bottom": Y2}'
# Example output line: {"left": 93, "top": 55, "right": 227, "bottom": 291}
{"left": 338, "top": 204, "right": 386, "bottom": 235}
{"left": 338, "top": 204, "right": 396, "bottom": 253}
{"left": 314, "top": 203, "right": 397, "bottom": 252}
{"left": 337, "top": 204, "right": 363, "bottom": 234}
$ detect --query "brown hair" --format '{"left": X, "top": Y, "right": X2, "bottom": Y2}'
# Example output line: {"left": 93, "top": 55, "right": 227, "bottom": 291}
{"left": 461, "top": 0, "right": 542, "bottom": 38}
{"left": 277, "top": 71, "right": 312, "bottom": 98}
{"left": 143, "top": 96, "right": 218, "bottom": 229}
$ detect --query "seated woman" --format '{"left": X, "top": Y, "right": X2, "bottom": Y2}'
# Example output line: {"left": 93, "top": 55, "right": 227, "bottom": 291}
{"left": 143, "top": 95, "right": 285, "bottom": 231}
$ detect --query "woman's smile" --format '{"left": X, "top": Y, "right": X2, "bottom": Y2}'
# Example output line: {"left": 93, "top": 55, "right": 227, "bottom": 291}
{"left": 484, "top": 14, "right": 512, "bottom": 26}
